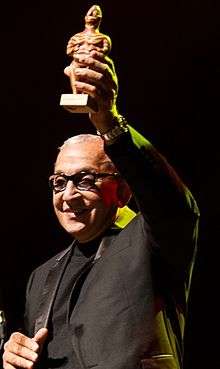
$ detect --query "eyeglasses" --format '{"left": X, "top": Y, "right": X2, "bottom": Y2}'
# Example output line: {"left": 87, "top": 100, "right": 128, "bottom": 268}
{"left": 49, "top": 171, "right": 119, "bottom": 193}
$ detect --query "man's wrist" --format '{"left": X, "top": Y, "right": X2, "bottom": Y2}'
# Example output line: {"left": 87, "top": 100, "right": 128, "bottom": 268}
{"left": 97, "top": 115, "right": 129, "bottom": 146}
{"left": 89, "top": 106, "right": 120, "bottom": 132}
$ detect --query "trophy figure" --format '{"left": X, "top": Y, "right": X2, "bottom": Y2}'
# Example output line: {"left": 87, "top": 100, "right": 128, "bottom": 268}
{"left": 60, "top": 4, "right": 112, "bottom": 113}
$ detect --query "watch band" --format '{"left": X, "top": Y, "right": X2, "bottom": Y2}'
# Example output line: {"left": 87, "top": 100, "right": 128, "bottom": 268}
{"left": 97, "top": 115, "right": 128, "bottom": 145}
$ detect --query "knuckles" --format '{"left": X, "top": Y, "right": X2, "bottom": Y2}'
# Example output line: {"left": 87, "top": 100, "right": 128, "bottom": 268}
{"left": 10, "top": 332, "right": 24, "bottom": 344}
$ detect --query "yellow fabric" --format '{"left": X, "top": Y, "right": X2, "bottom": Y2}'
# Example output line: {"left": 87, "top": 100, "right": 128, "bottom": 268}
{"left": 114, "top": 205, "right": 137, "bottom": 229}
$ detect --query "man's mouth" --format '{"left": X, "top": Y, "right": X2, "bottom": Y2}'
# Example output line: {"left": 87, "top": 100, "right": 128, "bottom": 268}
{"left": 73, "top": 209, "right": 88, "bottom": 216}
{"left": 64, "top": 208, "right": 90, "bottom": 218}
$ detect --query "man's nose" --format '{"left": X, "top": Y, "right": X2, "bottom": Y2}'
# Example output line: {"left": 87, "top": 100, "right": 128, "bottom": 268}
{"left": 62, "top": 181, "right": 81, "bottom": 201}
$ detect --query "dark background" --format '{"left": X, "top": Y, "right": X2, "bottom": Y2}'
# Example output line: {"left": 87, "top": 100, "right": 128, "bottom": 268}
{"left": 0, "top": 1, "right": 219, "bottom": 368}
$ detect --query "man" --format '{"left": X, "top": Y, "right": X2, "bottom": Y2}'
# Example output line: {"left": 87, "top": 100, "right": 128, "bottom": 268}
{"left": 3, "top": 49, "right": 199, "bottom": 369}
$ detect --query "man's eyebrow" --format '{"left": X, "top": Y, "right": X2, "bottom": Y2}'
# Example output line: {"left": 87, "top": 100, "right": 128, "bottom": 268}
{"left": 54, "top": 167, "right": 98, "bottom": 174}
{"left": 79, "top": 166, "right": 98, "bottom": 172}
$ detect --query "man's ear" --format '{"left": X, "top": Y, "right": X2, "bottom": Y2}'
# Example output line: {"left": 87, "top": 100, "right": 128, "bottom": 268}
{"left": 116, "top": 179, "right": 132, "bottom": 208}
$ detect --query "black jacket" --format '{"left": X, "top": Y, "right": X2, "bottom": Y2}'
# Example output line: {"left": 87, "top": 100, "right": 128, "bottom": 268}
{"left": 24, "top": 126, "right": 199, "bottom": 369}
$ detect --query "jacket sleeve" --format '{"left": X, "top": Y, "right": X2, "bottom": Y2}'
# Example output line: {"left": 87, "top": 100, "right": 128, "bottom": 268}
{"left": 105, "top": 125, "right": 200, "bottom": 278}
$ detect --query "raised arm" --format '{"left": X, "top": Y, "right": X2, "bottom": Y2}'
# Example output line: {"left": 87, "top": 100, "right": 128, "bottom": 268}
{"left": 65, "top": 50, "right": 199, "bottom": 275}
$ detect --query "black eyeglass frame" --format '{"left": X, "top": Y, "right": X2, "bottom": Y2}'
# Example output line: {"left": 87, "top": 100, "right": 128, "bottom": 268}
{"left": 49, "top": 171, "right": 120, "bottom": 193}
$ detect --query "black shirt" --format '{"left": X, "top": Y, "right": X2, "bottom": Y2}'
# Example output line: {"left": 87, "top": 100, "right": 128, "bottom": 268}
{"left": 42, "top": 238, "right": 101, "bottom": 369}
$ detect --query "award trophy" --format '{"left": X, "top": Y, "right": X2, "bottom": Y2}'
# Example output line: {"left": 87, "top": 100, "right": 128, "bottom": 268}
{"left": 60, "top": 4, "right": 112, "bottom": 113}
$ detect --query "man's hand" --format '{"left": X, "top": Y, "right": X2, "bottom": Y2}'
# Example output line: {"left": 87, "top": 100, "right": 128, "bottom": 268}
{"left": 3, "top": 328, "right": 48, "bottom": 369}
{"left": 64, "top": 50, "right": 121, "bottom": 133}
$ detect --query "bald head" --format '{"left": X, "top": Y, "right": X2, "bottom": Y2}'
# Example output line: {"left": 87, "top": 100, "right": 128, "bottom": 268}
{"left": 59, "top": 134, "right": 104, "bottom": 151}
{"left": 55, "top": 134, "right": 116, "bottom": 173}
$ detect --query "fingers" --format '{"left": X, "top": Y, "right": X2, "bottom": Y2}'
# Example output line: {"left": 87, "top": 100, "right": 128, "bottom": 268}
{"left": 73, "top": 80, "right": 116, "bottom": 108}
{"left": 64, "top": 66, "right": 71, "bottom": 77}
{"left": 3, "top": 350, "right": 37, "bottom": 369}
{"left": 3, "top": 362, "right": 15, "bottom": 369}
{"left": 3, "top": 332, "right": 38, "bottom": 369}
{"left": 74, "top": 64, "right": 117, "bottom": 94}
{"left": 88, "top": 50, "right": 116, "bottom": 73}
{"left": 64, "top": 53, "right": 118, "bottom": 111}
{"left": 74, "top": 53, "right": 118, "bottom": 91}
{"left": 3, "top": 329, "right": 48, "bottom": 369}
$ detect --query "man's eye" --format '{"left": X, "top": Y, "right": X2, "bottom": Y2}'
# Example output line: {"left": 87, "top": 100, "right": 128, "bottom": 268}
{"left": 54, "top": 177, "right": 66, "bottom": 187}
{"left": 81, "top": 174, "right": 95, "bottom": 180}
{"left": 79, "top": 176, "right": 94, "bottom": 183}
{"left": 78, "top": 174, "right": 95, "bottom": 186}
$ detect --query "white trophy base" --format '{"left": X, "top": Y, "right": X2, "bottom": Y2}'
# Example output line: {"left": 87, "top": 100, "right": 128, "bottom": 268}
{"left": 60, "top": 94, "right": 97, "bottom": 113}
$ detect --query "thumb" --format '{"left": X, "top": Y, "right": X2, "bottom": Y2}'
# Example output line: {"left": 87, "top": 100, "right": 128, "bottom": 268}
{"left": 33, "top": 327, "right": 48, "bottom": 347}
{"left": 64, "top": 65, "right": 71, "bottom": 77}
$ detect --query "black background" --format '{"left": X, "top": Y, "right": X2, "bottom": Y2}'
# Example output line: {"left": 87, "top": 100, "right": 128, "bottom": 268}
{"left": 0, "top": 1, "right": 219, "bottom": 368}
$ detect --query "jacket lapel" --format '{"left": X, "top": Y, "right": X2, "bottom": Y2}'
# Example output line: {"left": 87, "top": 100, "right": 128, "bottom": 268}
{"left": 34, "top": 242, "right": 75, "bottom": 334}
{"left": 34, "top": 223, "right": 128, "bottom": 335}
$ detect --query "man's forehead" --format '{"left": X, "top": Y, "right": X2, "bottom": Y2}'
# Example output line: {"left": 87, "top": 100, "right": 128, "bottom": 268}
{"left": 58, "top": 140, "right": 105, "bottom": 159}
{"left": 66, "top": 137, "right": 102, "bottom": 148}
{"left": 55, "top": 140, "right": 113, "bottom": 170}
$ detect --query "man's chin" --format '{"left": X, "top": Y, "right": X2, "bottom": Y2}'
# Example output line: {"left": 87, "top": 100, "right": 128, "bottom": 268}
{"left": 64, "top": 222, "right": 87, "bottom": 237}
